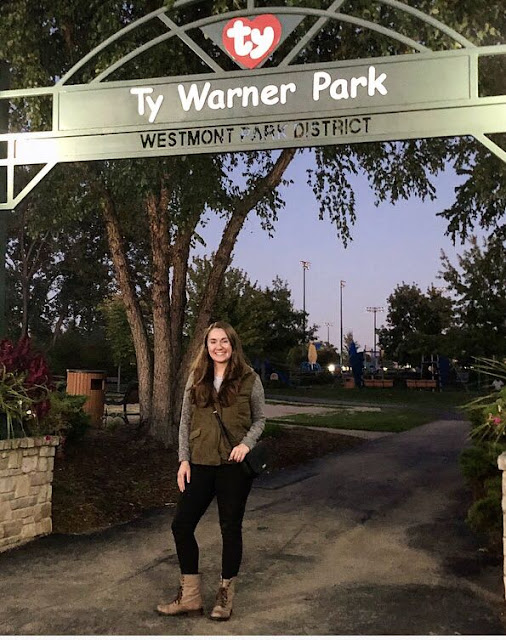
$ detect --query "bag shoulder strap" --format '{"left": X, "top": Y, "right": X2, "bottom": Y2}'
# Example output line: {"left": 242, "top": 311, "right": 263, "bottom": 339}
{"left": 212, "top": 405, "right": 234, "bottom": 449}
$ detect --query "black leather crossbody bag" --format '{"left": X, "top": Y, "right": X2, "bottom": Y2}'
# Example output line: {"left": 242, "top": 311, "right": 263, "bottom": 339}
{"left": 212, "top": 409, "right": 268, "bottom": 478}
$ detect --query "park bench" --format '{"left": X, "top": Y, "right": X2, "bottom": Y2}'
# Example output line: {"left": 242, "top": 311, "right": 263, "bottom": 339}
{"left": 104, "top": 382, "right": 140, "bottom": 423}
{"left": 121, "top": 382, "right": 139, "bottom": 423}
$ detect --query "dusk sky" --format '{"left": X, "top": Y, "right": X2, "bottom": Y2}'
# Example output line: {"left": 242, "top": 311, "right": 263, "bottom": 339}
{"left": 194, "top": 149, "right": 483, "bottom": 353}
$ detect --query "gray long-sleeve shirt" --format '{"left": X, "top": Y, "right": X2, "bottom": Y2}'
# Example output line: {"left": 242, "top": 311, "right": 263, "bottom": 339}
{"left": 178, "top": 372, "right": 266, "bottom": 462}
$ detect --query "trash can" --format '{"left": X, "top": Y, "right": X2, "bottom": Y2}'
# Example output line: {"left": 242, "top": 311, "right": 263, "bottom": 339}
{"left": 66, "top": 369, "right": 107, "bottom": 427}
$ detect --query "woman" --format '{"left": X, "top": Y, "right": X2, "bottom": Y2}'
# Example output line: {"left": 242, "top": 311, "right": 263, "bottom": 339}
{"left": 156, "top": 321, "right": 266, "bottom": 621}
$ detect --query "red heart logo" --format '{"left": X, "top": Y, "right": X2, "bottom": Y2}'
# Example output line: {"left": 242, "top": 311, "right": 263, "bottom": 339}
{"left": 222, "top": 15, "right": 282, "bottom": 69}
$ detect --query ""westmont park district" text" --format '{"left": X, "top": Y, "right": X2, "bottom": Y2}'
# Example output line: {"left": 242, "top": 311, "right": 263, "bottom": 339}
{"left": 138, "top": 116, "right": 373, "bottom": 150}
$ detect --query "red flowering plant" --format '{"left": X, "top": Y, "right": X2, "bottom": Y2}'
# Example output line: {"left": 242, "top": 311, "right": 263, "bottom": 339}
{"left": 0, "top": 337, "right": 53, "bottom": 439}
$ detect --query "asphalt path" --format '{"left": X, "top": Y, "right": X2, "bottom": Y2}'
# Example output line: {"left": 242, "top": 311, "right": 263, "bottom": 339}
{"left": 0, "top": 419, "right": 504, "bottom": 635}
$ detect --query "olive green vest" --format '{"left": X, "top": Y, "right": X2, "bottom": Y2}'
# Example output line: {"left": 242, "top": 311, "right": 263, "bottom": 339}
{"left": 189, "top": 369, "right": 256, "bottom": 466}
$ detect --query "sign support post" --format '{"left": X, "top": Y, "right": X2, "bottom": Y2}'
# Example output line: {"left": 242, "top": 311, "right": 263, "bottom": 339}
{"left": 0, "top": 61, "right": 9, "bottom": 338}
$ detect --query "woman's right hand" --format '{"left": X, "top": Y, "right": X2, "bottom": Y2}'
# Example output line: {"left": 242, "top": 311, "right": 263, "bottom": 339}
{"left": 177, "top": 461, "right": 191, "bottom": 492}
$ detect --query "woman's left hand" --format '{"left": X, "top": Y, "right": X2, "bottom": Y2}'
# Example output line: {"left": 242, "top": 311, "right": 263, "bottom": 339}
{"left": 229, "top": 443, "right": 250, "bottom": 463}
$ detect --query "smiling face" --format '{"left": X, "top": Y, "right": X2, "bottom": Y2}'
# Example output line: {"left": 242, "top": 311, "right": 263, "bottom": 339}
{"left": 207, "top": 328, "right": 233, "bottom": 370}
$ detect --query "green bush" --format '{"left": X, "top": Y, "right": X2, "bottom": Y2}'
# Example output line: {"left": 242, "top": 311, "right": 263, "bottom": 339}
{"left": 37, "top": 391, "right": 91, "bottom": 442}
{"left": 298, "top": 371, "right": 335, "bottom": 386}
{"left": 462, "top": 358, "right": 506, "bottom": 442}
{"left": 466, "top": 474, "right": 502, "bottom": 548}
{"left": 466, "top": 404, "right": 488, "bottom": 429}
{"left": 459, "top": 358, "right": 506, "bottom": 549}
{"left": 460, "top": 442, "right": 504, "bottom": 489}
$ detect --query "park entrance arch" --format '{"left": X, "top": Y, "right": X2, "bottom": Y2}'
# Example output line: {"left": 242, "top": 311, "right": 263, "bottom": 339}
{"left": 0, "top": 0, "right": 505, "bottom": 210}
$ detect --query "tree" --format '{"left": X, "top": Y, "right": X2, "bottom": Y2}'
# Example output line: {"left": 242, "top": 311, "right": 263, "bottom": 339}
{"left": 257, "top": 277, "right": 315, "bottom": 362}
{"left": 6, "top": 169, "right": 112, "bottom": 344}
{"left": 1, "top": 1, "right": 298, "bottom": 444}
{"left": 186, "top": 258, "right": 313, "bottom": 364}
{"left": 439, "top": 234, "right": 506, "bottom": 362}
{"left": 342, "top": 331, "right": 361, "bottom": 365}
{"left": 99, "top": 295, "right": 138, "bottom": 378}
{"left": 185, "top": 256, "right": 265, "bottom": 355}
{"left": 378, "top": 283, "right": 454, "bottom": 365}
{"left": 1, "top": 0, "right": 504, "bottom": 445}
{"left": 47, "top": 326, "right": 114, "bottom": 375}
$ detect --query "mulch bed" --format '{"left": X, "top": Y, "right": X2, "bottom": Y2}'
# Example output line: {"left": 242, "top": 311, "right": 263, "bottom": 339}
{"left": 51, "top": 425, "right": 365, "bottom": 535}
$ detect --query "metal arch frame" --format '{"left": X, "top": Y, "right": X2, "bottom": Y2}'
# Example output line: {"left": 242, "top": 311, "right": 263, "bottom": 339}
{"left": 92, "top": 9, "right": 429, "bottom": 83}
{"left": 0, "top": 0, "right": 505, "bottom": 210}
{"left": 59, "top": 3, "right": 431, "bottom": 86}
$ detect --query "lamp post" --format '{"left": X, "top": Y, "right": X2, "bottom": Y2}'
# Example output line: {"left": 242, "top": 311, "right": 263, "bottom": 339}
{"left": 300, "top": 260, "right": 310, "bottom": 343}
{"left": 340, "top": 280, "right": 346, "bottom": 365}
{"left": 366, "top": 306, "right": 384, "bottom": 363}
{"left": 324, "top": 321, "right": 333, "bottom": 344}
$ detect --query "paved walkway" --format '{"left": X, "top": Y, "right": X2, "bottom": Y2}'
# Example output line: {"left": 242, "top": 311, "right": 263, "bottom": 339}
{"left": 0, "top": 419, "right": 504, "bottom": 634}
{"left": 265, "top": 402, "right": 392, "bottom": 440}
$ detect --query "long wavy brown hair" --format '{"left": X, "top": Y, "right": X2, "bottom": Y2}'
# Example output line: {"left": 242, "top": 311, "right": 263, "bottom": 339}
{"left": 190, "top": 321, "right": 250, "bottom": 408}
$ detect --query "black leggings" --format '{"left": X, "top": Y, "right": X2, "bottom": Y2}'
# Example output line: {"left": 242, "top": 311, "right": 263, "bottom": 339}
{"left": 171, "top": 463, "right": 254, "bottom": 579}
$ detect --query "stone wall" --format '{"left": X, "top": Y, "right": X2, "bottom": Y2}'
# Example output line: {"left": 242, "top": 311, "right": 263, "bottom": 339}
{"left": 498, "top": 452, "right": 506, "bottom": 598}
{"left": 0, "top": 436, "right": 60, "bottom": 552}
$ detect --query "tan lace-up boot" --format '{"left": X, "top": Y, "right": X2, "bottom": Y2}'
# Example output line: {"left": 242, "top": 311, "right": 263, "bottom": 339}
{"left": 210, "top": 577, "right": 235, "bottom": 621}
{"left": 156, "top": 574, "right": 204, "bottom": 616}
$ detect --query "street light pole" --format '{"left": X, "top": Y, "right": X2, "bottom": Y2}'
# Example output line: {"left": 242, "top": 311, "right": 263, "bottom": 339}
{"left": 366, "top": 306, "right": 384, "bottom": 363}
{"left": 0, "top": 61, "right": 9, "bottom": 339}
{"left": 300, "top": 260, "right": 310, "bottom": 343}
{"left": 340, "top": 280, "right": 346, "bottom": 365}
{"left": 324, "top": 321, "right": 333, "bottom": 344}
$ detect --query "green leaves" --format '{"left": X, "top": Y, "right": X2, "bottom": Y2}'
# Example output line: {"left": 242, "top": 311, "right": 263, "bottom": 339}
{"left": 380, "top": 232, "right": 506, "bottom": 366}
{"left": 463, "top": 358, "right": 506, "bottom": 443}
{"left": 378, "top": 282, "right": 453, "bottom": 365}
{"left": 0, "top": 366, "right": 31, "bottom": 439}
{"left": 98, "top": 295, "right": 138, "bottom": 367}
{"left": 185, "top": 256, "right": 311, "bottom": 361}
{"left": 439, "top": 234, "right": 506, "bottom": 361}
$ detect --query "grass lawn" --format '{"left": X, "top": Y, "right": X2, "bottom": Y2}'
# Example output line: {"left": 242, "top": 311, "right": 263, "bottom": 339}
{"left": 267, "top": 407, "right": 440, "bottom": 433}
{"left": 266, "top": 385, "right": 478, "bottom": 411}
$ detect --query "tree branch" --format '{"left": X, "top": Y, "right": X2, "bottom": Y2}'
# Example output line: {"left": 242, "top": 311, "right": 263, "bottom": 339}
{"left": 180, "top": 148, "right": 296, "bottom": 379}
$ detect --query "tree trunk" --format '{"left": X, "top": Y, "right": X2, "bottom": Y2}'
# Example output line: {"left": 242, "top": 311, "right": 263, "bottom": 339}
{"left": 168, "top": 217, "right": 201, "bottom": 440}
{"left": 174, "top": 148, "right": 297, "bottom": 417}
{"left": 146, "top": 188, "right": 173, "bottom": 445}
{"left": 100, "top": 191, "right": 153, "bottom": 426}
{"left": 92, "top": 148, "right": 295, "bottom": 443}
{"left": 51, "top": 306, "right": 68, "bottom": 347}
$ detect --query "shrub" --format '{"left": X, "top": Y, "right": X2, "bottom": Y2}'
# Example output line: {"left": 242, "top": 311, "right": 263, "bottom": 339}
{"left": 0, "top": 336, "right": 52, "bottom": 420}
{"left": 0, "top": 337, "right": 90, "bottom": 442}
{"left": 466, "top": 475, "right": 502, "bottom": 549}
{"left": 37, "top": 391, "right": 91, "bottom": 442}
{"left": 460, "top": 442, "right": 504, "bottom": 492}
{"left": 298, "top": 371, "right": 335, "bottom": 386}
{"left": 0, "top": 368, "right": 36, "bottom": 439}
{"left": 0, "top": 337, "right": 53, "bottom": 438}
{"left": 469, "top": 388, "right": 506, "bottom": 442}
{"left": 459, "top": 357, "right": 506, "bottom": 550}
